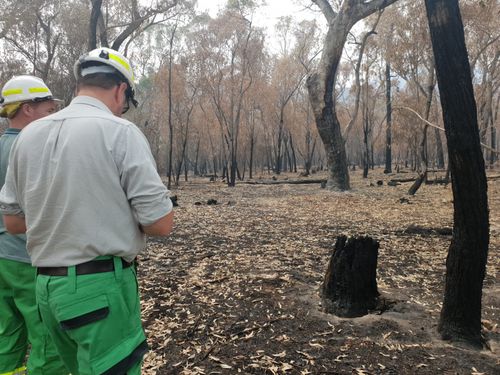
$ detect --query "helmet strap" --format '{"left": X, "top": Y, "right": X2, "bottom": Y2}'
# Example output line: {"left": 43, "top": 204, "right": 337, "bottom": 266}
{"left": 125, "top": 85, "right": 138, "bottom": 108}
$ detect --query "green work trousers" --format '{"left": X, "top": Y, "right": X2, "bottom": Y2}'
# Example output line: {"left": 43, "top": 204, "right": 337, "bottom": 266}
{"left": 35, "top": 257, "right": 148, "bottom": 375}
{"left": 0, "top": 257, "right": 68, "bottom": 375}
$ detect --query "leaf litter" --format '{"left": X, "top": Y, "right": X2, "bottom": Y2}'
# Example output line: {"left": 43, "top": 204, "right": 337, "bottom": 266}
{"left": 138, "top": 169, "right": 499, "bottom": 374}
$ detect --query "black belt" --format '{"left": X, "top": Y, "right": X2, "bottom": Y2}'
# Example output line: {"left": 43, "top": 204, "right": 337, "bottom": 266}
{"left": 37, "top": 258, "right": 133, "bottom": 276}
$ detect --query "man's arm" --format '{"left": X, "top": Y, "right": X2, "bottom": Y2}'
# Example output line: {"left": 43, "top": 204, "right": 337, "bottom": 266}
{"left": 3, "top": 214, "right": 26, "bottom": 234}
{"left": 119, "top": 125, "right": 174, "bottom": 236}
{"left": 141, "top": 210, "right": 174, "bottom": 236}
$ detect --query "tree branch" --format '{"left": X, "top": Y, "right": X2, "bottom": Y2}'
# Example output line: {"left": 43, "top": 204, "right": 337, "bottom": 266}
{"left": 111, "top": 0, "right": 178, "bottom": 51}
{"left": 311, "top": 0, "right": 337, "bottom": 23}
{"left": 394, "top": 105, "right": 499, "bottom": 154}
{"left": 350, "top": 0, "right": 399, "bottom": 21}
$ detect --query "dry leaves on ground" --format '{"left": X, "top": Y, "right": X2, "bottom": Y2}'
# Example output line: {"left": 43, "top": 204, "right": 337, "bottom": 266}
{"left": 137, "top": 169, "right": 499, "bottom": 374}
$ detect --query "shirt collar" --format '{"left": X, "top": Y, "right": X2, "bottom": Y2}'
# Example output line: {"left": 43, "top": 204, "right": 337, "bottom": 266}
{"left": 4, "top": 128, "right": 21, "bottom": 135}
{"left": 70, "top": 96, "right": 113, "bottom": 115}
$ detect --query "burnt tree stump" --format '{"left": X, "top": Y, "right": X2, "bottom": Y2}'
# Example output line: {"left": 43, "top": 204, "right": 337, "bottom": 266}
{"left": 321, "top": 236, "right": 380, "bottom": 317}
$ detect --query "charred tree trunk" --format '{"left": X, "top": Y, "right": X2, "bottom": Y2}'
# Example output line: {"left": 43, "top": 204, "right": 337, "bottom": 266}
{"left": 435, "top": 127, "right": 445, "bottom": 169}
{"left": 362, "top": 117, "right": 370, "bottom": 179}
{"left": 321, "top": 236, "right": 379, "bottom": 317}
{"left": 283, "top": 136, "right": 290, "bottom": 173}
{"left": 407, "top": 172, "right": 425, "bottom": 195}
{"left": 193, "top": 139, "right": 200, "bottom": 176}
{"left": 384, "top": 61, "right": 393, "bottom": 174}
{"left": 289, "top": 133, "right": 297, "bottom": 173}
{"left": 88, "top": 0, "right": 103, "bottom": 51}
{"left": 166, "top": 24, "right": 177, "bottom": 189}
{"left": 249, "top": 135, "right": 255, "bottom": 179}
{"left": 229, "top": 150, "right": 237, "bottom": 187}
{"left": 490, "top": 125, "right": 497, "bottom": 166}
{"left": 408, "top": 62, "right": 435, "bottom": 196}
{"left": 275, "top": 118, "right": 284, "bottom": 175}
{"left": 425, "top": 0, "right": 489, "bottom": 348}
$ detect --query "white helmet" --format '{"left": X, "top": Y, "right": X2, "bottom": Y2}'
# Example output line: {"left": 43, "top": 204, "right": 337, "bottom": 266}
{"left": 74, "top": 47, "right": 138, "bottom": 109}
{"left": 0, "top": 75, "right": 58, "bottom": 106}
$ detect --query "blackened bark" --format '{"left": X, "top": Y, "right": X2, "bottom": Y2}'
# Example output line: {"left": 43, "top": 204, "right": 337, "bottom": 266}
{"left": 322, "top": 236, "right": 379, "bottom": 318}
{"left": 490, "top": 126, "right": 497, "bottom": 165}
{"left": 384, "top": 62, "right": 392, "bottom": 173}
{"left": 249, "top": 135, "right": 255, "bottom": 179}
{"left": 435, "top": 127, "right": 445, "bottom": 169}
{"left": 194, "top": 139, "right": 200, "bottom": 176}
{"left": 362, "top": 116, "right": 370, "bottom": 179}
{"left": 407, "top": 172, "right": 425, "bottom": 195}
{"left": 289, "top": 133, "right": 297, "bottom": 173}
{"left": 275, "top": 117, "right": 284, "bottom": 175}
{"left": 166, "top": 24, "right": 177, "bottom": 189}
{"left": 97, "top": 11, "right": 109, "bottom": 48}
{"left": 425, "top": 0, "right": 489, "bottom": 348}
{"left": 408, "top": 63, "right": 435, "bottom": 195}
{"left": 88, "top": 0, "right": 103, "bottom": 51}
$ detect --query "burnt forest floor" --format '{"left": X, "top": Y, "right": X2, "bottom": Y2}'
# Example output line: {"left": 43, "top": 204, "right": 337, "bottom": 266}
{"left": 138, "top": 168, "right": 499, "bottom": 375}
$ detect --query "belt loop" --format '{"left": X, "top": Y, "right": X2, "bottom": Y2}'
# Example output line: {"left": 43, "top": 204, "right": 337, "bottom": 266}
{"left": 113, "top": 256, "right": 123, "bottom": 281}
{"left": 67, "top": 265, "right": 77, "bottom": 294}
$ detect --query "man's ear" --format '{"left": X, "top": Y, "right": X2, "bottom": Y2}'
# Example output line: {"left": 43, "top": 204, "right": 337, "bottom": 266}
{"left": 120, "top": 82, "right": 128, "bottom": 96}
{"left": 19, "top": 103, "right": 33, "bottom": 117}
{"left": 114, "top": 83, "right": 126, "bottom": 102}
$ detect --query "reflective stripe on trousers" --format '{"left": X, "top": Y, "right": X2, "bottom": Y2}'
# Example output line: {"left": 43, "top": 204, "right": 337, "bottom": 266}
{"left": 0, "top": 366, "right": 27, "bottom": 375}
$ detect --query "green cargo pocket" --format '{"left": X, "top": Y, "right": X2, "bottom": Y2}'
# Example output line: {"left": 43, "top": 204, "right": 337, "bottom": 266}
{"left": 57, "top": 294, "right": 109, "bottom": 330}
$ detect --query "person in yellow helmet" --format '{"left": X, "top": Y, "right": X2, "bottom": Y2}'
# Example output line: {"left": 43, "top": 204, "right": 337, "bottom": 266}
{"left": 0, "top": 75, "right": 68, "bottom": 375}
{"left": 0, "top": 48, "right": 174, "bottom": 374}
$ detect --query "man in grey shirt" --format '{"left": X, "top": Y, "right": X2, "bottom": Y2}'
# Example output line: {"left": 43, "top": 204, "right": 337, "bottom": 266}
{"left": 0, "top": 48, "right": 173, "bottom": 374}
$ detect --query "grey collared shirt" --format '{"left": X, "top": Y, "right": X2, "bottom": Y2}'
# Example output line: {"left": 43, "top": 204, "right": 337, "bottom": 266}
{"left": 0, "top": 96, "right": 172, "bottom": 266}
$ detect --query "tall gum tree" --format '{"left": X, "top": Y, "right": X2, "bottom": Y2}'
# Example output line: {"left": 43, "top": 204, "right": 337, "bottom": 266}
{"left": 307, "top": 0, "right": 398, "bottom": 191}
{"left": 425, "top": 0, "right": 489, "bottom": 348}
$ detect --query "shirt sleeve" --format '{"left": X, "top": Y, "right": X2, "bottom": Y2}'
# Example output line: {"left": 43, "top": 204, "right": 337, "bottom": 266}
{"left": 117, "top": 124, "right": 172, "bottom": 226}
{"left": 0, "top": 164, "right": 24, "bottom": 216}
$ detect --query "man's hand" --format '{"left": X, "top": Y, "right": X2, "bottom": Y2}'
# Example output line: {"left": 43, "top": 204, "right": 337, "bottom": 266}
{"left": 3, "top": 214, "right": 27, "bottom": 234}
